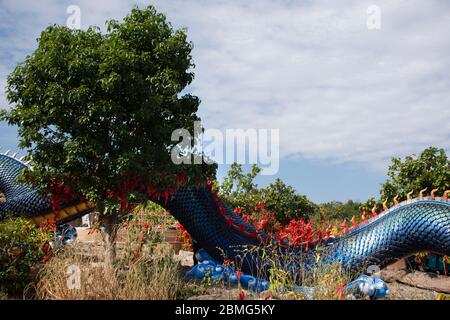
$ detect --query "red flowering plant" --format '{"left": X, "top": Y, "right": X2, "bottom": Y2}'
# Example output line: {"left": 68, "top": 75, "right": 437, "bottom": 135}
{"left": 233, "top": 202, "right": 282, "bottom": 235}
{"left": 234, "top": 199, "right": 378, "bottom": 253}
{"left": 175, "top": 223, "right": 193, "bottom": 251}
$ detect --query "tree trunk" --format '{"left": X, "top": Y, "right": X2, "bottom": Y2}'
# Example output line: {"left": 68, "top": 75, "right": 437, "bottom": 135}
{"left": 100, "top": 214, "right": 118, "bottom": 267}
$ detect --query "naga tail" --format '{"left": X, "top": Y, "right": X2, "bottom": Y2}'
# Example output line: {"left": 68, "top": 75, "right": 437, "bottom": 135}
{"left": 162, "top": 187, "right": 450, "bottom": 276}
{"left": 322, "top": 198, "right": 450, "bottom": 273}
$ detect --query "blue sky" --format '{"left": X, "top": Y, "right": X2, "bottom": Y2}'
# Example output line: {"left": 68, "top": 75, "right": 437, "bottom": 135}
{"left": 1, "top": 0, "right": 449, "bottom": 203}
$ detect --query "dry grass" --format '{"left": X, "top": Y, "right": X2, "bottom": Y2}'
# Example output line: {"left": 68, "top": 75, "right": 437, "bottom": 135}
{"left": 32, "top": 204, "right": 190, "bottom": 300}
{"left": 32, "top": 242, "right": 186, "bottom": 300}
{"left": 303, "top": 262, "right": 350, "bottom": 300}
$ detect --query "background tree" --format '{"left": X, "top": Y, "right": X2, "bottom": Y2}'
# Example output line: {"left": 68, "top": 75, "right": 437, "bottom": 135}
{"left": 380, "top": 147, "right": 449, "bottom": 206}
{"left": 219, "top": 163, "right": 262, "bottom": 211}
{"left": 1, "top": 6, "right": 216, "bottom": 264}
{"left": 219, "top": 163, "right": 316, "bottom": 223}
{"left": 261, "top": 179, "right": 316, "bottom": 224}
{"left": 313, "top": 200, "right": 363, "bottom": 223}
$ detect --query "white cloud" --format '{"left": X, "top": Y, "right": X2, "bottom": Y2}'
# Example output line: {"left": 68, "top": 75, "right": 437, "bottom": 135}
{"left": 1, "top": 0, "right": 449, "bottom": 170}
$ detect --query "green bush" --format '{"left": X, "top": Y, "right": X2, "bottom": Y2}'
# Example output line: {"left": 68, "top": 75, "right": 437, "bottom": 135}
{"left": 313, "top": 200, "right": 363, "bottom": 223}
{"left": 219, "top": 163, "right": 316, "bottom": 224}
{"left": 261, "top": 178, "right": 317, "bottom": 224}
{"left": 0, "top": 218, "right": 50, "bottom": 296}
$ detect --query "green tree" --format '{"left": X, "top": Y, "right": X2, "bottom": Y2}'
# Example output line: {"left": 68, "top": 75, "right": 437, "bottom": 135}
{"left": 219, "top": 163, "right": 316, "bottom": 224}
{"left": 314, "top": 200, "right": 363, "bottom": 223}
{"left": 261, "top": 179, "right": 316, "bottom": 224}
{"left": 1, "top": 6, "right": 215, "bottom": 264}
{"left": 219, "top": 163, "right": 262, "bottom": 210}
{"left": 380, "top": 147, "right": 449, "bottom": 206}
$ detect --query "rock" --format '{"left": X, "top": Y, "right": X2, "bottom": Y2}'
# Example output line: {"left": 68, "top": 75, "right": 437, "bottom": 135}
{"left": 0, "top": 192, "right": 6, "bottom": 204}
{"left": 260, "top": 290, "right": 273, "bottom": 300}
{"left": 381, "top": 259, "right": 408, "bottom": 282}
{"left": 75, "top": 227, "right": 104, "bottom": 242}
{"left": 386, "top": 282, "right": 438, "bottom": 300}
{"left": 386, "top": 258, "right": 407, "bottom": 270}
{"left": 175, "top": 250, "right": 194, "bottom": 267}
{"left": 398, "top": 271, "right": 450, "bottom": 294}
{"left": 381, "top": 259, "right": 450, "bottom": 294}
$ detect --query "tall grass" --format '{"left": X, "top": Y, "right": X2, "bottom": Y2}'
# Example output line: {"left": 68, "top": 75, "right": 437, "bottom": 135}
{"left": 33, "top": 242, "right": 186, "bottom": 300}
{"left": 33, "top": 203, "right": 188, "bottom": 300}
{"left": 223, "top": 243, "right": 353, "bottom": 300}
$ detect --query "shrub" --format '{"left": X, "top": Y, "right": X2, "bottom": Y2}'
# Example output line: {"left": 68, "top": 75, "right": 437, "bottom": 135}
{"left": 313, "top": 200, "right": 363, "bottom": 223}
{"left": 0, "top": 218, "right": 50, "bottom": 296}
{"left": 219, "top": 164, "right": 316, "bottom": 224}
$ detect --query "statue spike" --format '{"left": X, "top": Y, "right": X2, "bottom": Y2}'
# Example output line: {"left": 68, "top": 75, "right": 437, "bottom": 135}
{"left": 371, "top": 205, "right": 377, "bottom": 214}
{"left": 430, "top": 188, "right": 439, "bottom": 198}
{"left": 419, "top": 188, "right": 427, "bottom": 198}
{"left": 393, "top": 195, "right": 399, "bottom": 205}
{"left": 407, "top": 190, "right": 414, "bottom": 200}
{"left": 4, "top": 150, "right": 10, "bottom": 156}
{"left": 444, "top": 190, "right": 450, "bottom": 200}
{"left": 382, "top": 199, "right": 388, "bottom": 210}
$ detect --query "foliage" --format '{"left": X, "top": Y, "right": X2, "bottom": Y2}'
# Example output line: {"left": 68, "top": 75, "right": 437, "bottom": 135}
{"left": 380, "top": 147, "right": 449, "bottom": 206}
{"left": 219, "top": 163, "right": 316, "bottom": 224}
{"left": 130, "top": 201, "right": 176, "bottom": 229}
{"left": 0, "top": 218, "right": 51, "bottom": 296}
{"left": 175, "top": 223, "right": 193, "bottom": 251}
{"left": 122, "top": 201, "right": 176, "bottom": 259}
{"left": 313, "top": 200, "right": 363, "bottom": 223}
{"left": 262, "top": 179, "right": 317, "bottom": 224}
{"left": 1, "top": 5, "right": 216, "bottom": 221}
{"left": 219, "top": 163, "right": 262, "bottom": 211}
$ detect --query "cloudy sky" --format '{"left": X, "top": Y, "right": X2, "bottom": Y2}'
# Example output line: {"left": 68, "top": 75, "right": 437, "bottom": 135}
{"left": 0, "top": 0, "right": 449, "bottom": 202}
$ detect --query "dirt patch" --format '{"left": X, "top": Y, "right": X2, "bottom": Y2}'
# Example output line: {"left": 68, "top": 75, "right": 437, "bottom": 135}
{"left": 187, "top": 288, "right": 259, "bottom": 300}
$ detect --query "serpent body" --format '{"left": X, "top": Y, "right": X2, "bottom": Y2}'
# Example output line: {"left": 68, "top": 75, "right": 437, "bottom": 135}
{"left": 1, "top": 153, "right": 449, "bottom": 277}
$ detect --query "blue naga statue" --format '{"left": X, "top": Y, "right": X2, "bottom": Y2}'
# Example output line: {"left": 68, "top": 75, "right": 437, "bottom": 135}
{"left": 1, "top": 152, "right": 449, "bottom": 299}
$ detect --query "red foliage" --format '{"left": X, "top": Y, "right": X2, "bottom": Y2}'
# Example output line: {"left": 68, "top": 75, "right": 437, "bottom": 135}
{"left": 336, "top": 282, "right": 347, "bottom": 300}
{"left": 176, "top": 223, "right": 193, "bottom": 250}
